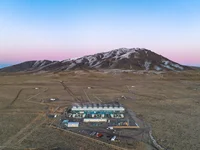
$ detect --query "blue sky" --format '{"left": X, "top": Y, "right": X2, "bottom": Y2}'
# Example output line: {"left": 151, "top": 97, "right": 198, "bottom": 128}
{"left": 0, "top": 0, "right": 200, "bottom": 68}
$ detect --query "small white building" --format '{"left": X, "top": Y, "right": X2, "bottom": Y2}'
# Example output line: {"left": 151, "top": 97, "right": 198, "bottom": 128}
{"left": 50, "top": 98, "right": 56, "bottom": 101}
{"left": 67, "top": 122, "right": 79, "bottom": 127}
{"left": 83, "top": 118, "right": 107, "bottom": 122}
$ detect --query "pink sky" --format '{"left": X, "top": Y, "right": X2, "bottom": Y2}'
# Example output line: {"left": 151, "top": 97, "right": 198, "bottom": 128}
{"left": 1, "top": 47, "right": 199, "bottom": 66}
{"left": 1, "top": 0, "right": 200, "bottom": 66}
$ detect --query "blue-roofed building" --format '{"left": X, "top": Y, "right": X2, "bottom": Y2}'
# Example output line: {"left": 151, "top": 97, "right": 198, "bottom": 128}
{"left": 69, "top": 103, "right": 125, "bottom": 119}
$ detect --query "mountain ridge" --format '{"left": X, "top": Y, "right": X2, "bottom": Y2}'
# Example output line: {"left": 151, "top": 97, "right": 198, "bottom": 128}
{"left": 0, "top": 48, "right": 192, "bottom": 72}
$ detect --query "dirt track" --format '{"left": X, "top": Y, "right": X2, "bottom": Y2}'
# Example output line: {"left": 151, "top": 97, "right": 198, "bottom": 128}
{"left": 8, "top": 88, "right": 23, "bottom": 107}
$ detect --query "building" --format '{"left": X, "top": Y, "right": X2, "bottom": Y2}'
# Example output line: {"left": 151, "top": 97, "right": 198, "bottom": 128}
{"left": 67, "top": 122, "right": 79, "bottom": 127}
{"left": 83, "top": 118, "right": 107, "bottom": 122}
{"left": 68, "top": 103, "right": 125, "bottom": 119}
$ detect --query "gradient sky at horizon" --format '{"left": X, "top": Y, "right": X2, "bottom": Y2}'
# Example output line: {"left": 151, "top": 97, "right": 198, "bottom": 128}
{"left": 0, "top": 0, "right": 200, "bottom": 68}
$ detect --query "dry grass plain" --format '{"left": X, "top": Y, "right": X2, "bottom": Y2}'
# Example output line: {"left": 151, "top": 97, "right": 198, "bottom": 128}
{"left": 0, "top": 70, "right": 200, "bottom": 150}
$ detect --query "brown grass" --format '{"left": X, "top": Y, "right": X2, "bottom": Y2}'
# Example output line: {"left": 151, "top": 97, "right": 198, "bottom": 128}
{"left": 0, "top": 70, "right": 199, "bottom": 150}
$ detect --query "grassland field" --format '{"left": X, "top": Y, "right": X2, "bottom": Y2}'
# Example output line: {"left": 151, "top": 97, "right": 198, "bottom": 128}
{"left": 0, "top": 70, "right": 199, "bottom": 150}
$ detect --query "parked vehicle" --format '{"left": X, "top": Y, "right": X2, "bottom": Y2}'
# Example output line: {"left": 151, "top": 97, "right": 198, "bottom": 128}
{"left": 111, "top": 136, "right": 116, "bottom": 141}
{"left": 96, "top": 133, "right": 103, "bottom": 138}
{"left": 90, "top": 131, "right": 97, "bottom": 136}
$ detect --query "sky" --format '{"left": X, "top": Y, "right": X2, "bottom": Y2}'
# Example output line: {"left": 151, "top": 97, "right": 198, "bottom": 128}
{"left": 0, "top": 0, "right": 200, "bottom": 68}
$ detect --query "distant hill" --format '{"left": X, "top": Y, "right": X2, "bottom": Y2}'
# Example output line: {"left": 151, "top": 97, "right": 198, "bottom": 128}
{"left": 190, "top": 66, "right": 200, "bottom": 70}
{"left": 0, "top": 48, "right": 192, "bottom": 72}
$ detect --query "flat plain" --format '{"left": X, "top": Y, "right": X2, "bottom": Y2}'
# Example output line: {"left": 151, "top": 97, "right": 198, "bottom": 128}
{"left": 0, "top": 70, "right": 199, "bottom": 150}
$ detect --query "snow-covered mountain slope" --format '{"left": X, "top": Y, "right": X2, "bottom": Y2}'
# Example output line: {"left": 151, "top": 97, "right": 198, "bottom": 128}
{"left": 0, "top": 48, "right": 192, "bottom": 72}
{"left": 0, "top": 60, "right": 56, "bottom": 72}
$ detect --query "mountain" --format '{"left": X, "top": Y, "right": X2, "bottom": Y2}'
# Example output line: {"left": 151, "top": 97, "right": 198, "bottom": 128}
{"left": 0, "top": 48, "right": 192, "bottom": 72}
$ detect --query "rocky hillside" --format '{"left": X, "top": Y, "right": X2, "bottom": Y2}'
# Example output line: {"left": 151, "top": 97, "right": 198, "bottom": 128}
{"left": 0, "top": 48, "right": 191, "bottom": 72}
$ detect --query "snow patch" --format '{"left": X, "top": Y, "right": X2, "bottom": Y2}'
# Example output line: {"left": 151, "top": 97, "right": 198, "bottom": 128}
{"left": 39, "top": 61, "right": 48, "bottom": 67}
{"left": 62, "top": 57, "right": 82, "bottom": 63}
{"left": 102, "top": 52, "right": 112, "bottom": 59}
{"left": 67, "top": 63, "right": 76, "bottom": 70}
{"left": 33, "top": 60, "right": 43, "bottom": 68}
{"left": 161, "top": 64, "right": 175, "bottom": 70}
{"left": 32, "top": 60, "right": 51, "bottom": 68}
{"left": 62, "top": 59, "right": 71, "bottom": 63}
{"left": 170, "top": 63, "right": 184, "bottom": 70}
{"left": 85, "top": 56, "right": 97, "bottom": 66}
{"left": 75, "top": 58, "right": 84, "bottom": 64}
{"left": 144, "top": 60, "right": 151, "bottom": 70}
{"left": 154, "top": 65, "right": 162, "bottom": 71}
{"left": 119, "top": 52, "right": 132, "bottom": 59}
{"left": 162, "top": 59, "right": 169, "bottom": 65}
{"left": 161, "top": 59, "right": 184, "bottom": 70}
